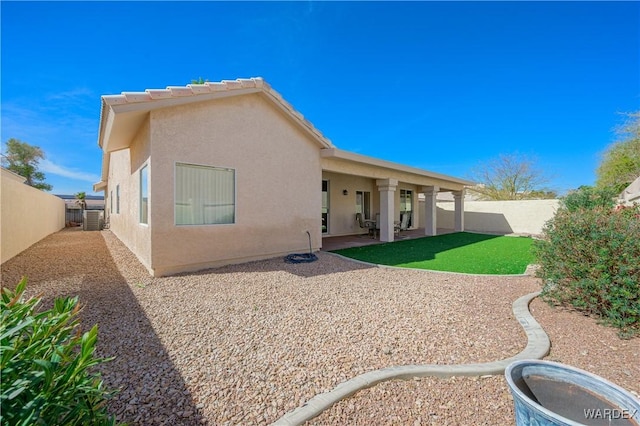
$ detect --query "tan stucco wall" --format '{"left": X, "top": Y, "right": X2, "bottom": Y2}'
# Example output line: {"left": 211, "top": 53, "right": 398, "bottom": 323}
{"left": 1, "top": 169, "right": 65, "bottom": 264}
{"left": 106, "top": 119, "right": 153, "bottom": 272}
{"left": 432, "top": 199, "right": 560, "bottom": 235}
{"left": 321, "top": 172, "right": 377, "bottom": 236}
{"left": 321, "top": 171, "right": 420, "bottom": 237}
{"left": 147, "top": 94, "right": 322, "bottom": 276}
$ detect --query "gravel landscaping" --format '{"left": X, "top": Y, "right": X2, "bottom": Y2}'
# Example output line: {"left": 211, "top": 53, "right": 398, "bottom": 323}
{"left": 2, "top": 228, "right": 638, "bottom": 425}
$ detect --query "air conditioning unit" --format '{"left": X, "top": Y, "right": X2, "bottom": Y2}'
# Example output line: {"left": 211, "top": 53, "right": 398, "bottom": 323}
{"left": 83, "top": 210, "right": 102, "bottom": 231}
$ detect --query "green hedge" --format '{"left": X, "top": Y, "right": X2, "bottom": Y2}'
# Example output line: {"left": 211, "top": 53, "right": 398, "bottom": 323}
{"left": 561, "top": 185, "right": 617, "bottom": 212}
{"left": 1, "top": 278, "right": 118, "bottom": 425}
{"left": 534, "top": 204, "right": 640, "bottom": 338}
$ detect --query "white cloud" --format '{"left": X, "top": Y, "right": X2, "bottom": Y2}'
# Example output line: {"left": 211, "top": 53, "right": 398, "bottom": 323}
{"left": 1, "top": 92, "right": 102, "bottom": 186}
{"left": 40, "top": 159, "right": 100, "bottom": 183}
{"left": 45, "top": 88, "right": 94, "bottom": 102}
{"left": 2, "top": 87, "right": 98, "bottom": 148}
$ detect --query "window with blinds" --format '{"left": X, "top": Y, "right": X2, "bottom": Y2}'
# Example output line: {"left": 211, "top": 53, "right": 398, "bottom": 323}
{"left": 175, "top": 162, "right": 235, "bottom": 225}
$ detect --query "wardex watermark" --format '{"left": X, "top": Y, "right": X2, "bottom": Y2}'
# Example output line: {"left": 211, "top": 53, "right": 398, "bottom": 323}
{"left": 584, "top": 408, "right": 638, "bottom": 420}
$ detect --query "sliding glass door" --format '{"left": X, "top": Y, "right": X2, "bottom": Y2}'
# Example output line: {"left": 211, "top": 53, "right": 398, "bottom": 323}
{"left": 356, "top": 190, "right": 371, "bottom": 219}
{"left": 400, "top": 189, "right": 413, "bottom": 227}
{"left": 322, "top": 180, "right": 329, "bottom": 234}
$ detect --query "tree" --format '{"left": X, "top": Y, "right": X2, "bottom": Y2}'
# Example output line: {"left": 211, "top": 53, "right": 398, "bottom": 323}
{"left": 467, "top": 153, "right": 555, "bottom": 200}
{"left": 596, "top": 111, "right": 640, "bottom": 192}
{"left": 75, "top": 191, "right": 87, "bottom": 211}
{"left": 561, "top": 185, "right": 617, "bottom": 212}
{"left": 191, "top": 77, "right": 209, "bottom": 84}
{"left": 1, "top": 138, "right": 53, "bottom": 191}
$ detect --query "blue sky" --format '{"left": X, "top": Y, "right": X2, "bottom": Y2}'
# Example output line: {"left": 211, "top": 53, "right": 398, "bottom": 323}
{"left": 1, "top": 1, "right": 638, "bottom": 196}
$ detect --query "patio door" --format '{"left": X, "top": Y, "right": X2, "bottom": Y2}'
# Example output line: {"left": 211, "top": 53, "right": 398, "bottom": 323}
{"left": 400, "top": 189, "right": 413, "bottom": 227}
{"left": 356, "top": 191, "right": 371, "bottom": 219}
{"left": 322, "top": 180, "right": 329, "bottom": 234}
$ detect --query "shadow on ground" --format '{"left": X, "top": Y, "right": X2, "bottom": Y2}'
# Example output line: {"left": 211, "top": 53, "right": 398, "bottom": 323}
{"left": 1, "top": 228, "right": 204, "bottom": 425}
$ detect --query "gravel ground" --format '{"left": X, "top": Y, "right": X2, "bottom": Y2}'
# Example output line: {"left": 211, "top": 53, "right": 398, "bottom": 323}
{"left": 2, "top": 228, "right": 638, "bottom": 425}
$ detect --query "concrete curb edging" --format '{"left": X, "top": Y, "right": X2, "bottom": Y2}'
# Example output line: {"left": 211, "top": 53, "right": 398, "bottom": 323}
{"left": 273, "top": 291, "right": 550, "bottom": 426}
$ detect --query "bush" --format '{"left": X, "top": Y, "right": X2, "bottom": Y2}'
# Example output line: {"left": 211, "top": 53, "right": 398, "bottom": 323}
{"left": 561, "top": 185, "right": 618, "bottom": 212}
{"left": 1, "top": 278, "right": 117, "bottom": 425}
{"left": 534, "top": 205, "right": 640, "bottom": 337}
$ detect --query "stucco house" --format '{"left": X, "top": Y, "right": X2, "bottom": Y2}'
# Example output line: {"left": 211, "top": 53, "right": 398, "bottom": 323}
{"left": 93, "top": 77, "right": 471, "bottom": 276}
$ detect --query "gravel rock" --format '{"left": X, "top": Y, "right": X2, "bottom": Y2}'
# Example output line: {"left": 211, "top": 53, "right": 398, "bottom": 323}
{"left": 2, "top": 228, "right": 637, "bottom": 425}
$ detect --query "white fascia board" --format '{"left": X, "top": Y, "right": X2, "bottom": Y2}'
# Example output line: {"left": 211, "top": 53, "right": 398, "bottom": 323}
{"left": 99, "top": 105, "right": 116, "bottom": 152}
{"left": 321, "top": 148, "right": 474, "bottom": 186}
{"left": 108, "top": 88, "right": 262, "bottom": 115}
{"left": 93, "top": 180, "right": 107, "bottom": 192}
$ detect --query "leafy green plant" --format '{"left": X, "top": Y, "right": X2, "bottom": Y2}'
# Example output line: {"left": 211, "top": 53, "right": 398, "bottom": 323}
{"left": 596, "top": 110, "right": 640, "bottom": 192}
{"left": 534, "top": 205, "right": 640, "bottom": 337}
{"left": 1, "top": 278, "right": 118, "bottom": 425}
{"left": 561, "top": 185, "right": 617, "bottom": 212}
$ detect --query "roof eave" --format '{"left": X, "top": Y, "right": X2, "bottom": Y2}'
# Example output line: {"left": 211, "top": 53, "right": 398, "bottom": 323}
{"left": 321, "top": 148, "right": 474, "bottom": 187}
{"left": 96, "top": 77, "right": 334, "bottom": 156}
{"left": 93, "top": 180, "right": 107, "bottom": 192}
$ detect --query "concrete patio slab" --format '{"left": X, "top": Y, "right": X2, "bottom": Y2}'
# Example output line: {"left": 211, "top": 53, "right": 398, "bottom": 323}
{"left": 321, "top": 228, "right": 456, "bottom": 251}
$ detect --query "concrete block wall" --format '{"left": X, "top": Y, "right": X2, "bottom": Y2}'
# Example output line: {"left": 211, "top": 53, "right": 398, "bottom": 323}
{"left": 418, "top": 199, "right": 560, "bottom": 236}
{"left": 1, "top": 168, "right": 66, "bottom": 264}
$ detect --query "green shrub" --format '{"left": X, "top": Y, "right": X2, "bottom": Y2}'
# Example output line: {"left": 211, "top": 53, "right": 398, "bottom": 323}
{"left": 1, "top": 278, "right": 118, "bottom": 425}
{"left": 561, "top": 185, "right": 618, "bottom": 212}
{"left": 534, "top": 205, "right": 640, "bottom": 337}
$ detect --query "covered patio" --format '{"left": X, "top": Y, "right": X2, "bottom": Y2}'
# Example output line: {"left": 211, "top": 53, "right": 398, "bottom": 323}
{"left": 321, "top": 148, "right": 473, "bottom": 244}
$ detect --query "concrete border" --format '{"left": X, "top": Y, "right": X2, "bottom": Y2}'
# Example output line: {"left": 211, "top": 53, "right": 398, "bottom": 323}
{"left": 273, "top": 291, "right": 550, "bottom": 425}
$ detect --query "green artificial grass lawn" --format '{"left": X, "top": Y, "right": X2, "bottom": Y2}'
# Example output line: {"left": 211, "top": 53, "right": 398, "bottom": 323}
{"left": 331, "top": 232, "right": 534, "bottom": 275}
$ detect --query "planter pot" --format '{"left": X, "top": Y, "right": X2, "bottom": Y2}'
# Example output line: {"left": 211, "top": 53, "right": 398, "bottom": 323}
{"left": 505, "top": 360, "right": 640, "bottom": 426}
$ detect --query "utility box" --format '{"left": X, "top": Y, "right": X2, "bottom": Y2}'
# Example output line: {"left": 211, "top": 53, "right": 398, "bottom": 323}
{"left": 83, "top": 210, "right": 102, "bottom": 231}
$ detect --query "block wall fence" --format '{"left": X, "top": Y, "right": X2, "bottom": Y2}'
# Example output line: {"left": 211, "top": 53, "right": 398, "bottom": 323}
{"left": 1, "top": 169, "right": 65, "bottom": 264}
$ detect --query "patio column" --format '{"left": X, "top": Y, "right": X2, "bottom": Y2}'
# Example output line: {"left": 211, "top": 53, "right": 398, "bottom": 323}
{"left": 453, "top": 189, "right": 465, "bottom": 232}
{"left": 421, "top": 185, "right": 439, "bottom": 236}
{"left": 376, "top": 178, "right": 398, "bottom": 242}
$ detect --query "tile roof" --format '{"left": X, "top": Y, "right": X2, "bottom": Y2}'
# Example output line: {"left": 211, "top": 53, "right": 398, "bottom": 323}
{"left": 99, "top": 77, "right": 333, "bottom": 150}
{"left": 94, "top": 77, "right": 335, "bottom": 191}
{"left": 94, "top": 77, "right": 471, "bottom": 192}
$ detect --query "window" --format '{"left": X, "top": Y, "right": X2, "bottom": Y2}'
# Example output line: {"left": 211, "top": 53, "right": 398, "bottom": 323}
{"left": 175, "top": 162, "right": 235, "bottom": 225}
{"left": 110, "top": 190, "right": 113, "bottom": 214}
{"left": 140, "top": 165, "right": 148, "bottom": 224}
{"left": 116, "top": 185, "right": 120, "bottom": 214}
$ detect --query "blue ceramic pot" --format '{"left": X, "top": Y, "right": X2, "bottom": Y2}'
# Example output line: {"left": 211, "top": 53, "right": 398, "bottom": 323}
{"left": 505, "top": 360, "right": 640, "bottom": 426}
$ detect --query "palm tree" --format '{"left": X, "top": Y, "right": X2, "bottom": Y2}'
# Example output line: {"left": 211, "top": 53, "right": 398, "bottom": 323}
{"left": 75, "top": 192, "right": 87, "bottom": 211}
